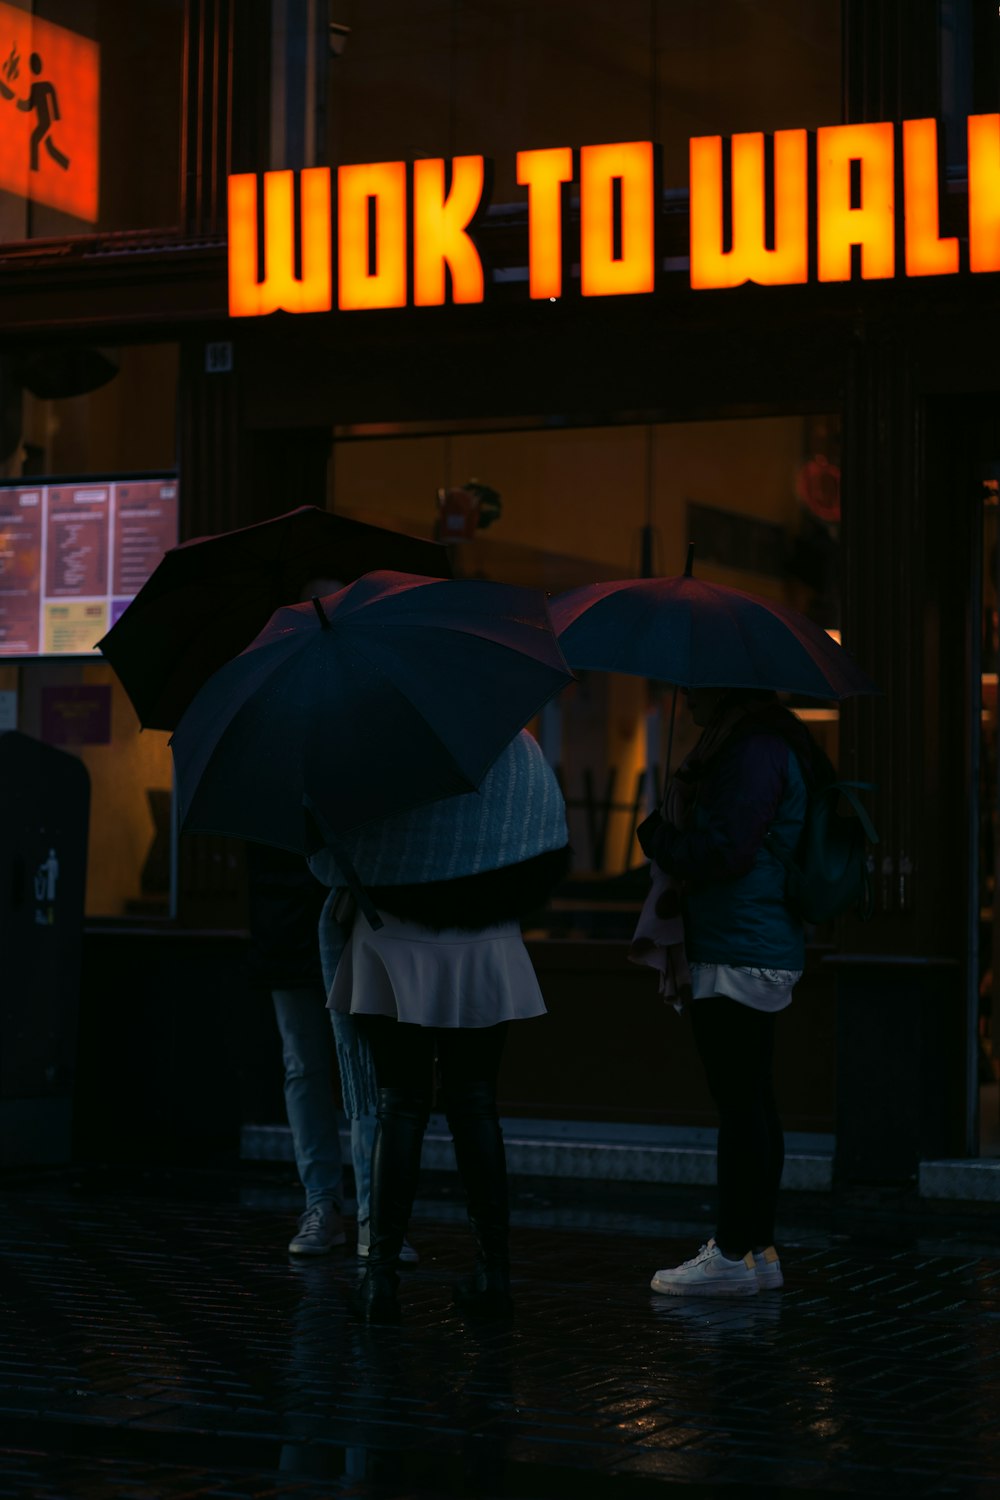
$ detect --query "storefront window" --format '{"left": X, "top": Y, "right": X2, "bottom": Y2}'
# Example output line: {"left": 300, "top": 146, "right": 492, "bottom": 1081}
{"left": 0, "top": 0, "right": 183, "bottom": 243}
{"left": 325, "top": 0, "right": 842, "bottom": 198}
{"left": 330, "top": 410, "right": 841, "bottom": 938}
{"left": 0, "top": 342, "right": 179, "bottom": 920}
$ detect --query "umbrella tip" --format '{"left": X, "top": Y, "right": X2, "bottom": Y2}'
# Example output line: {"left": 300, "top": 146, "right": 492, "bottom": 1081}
{"left": 311, "top": 596, "right": 331, "bottom": 629}
{"left": 684, "top": 543, "right": 695, "bottom": 578}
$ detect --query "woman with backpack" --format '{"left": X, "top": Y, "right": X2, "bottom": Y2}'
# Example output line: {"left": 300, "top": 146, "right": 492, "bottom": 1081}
{"left": 637, "top": 686, "right": 826, "bottom": 1298}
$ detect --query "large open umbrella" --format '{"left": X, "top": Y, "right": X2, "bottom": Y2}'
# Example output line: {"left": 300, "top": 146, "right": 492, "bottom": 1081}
{"left": 97, "top": 506, "right": 450, "bottom": 731}
{"left": 169, "top": 571, "right": 573, "bottom": 857}
{"left": 551, "top": 549, "right": 877, "bottom": 783}
{"left": 550, "top": 562, "right": 876, "bottom": 700}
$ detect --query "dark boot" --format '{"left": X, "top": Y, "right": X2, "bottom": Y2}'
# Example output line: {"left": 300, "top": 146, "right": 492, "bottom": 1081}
{"left": 444, "top": 1081, "right": 513, "bottom": 1321}
{"left": 354, "top": 1087, "right": 428, "bottom": 1325}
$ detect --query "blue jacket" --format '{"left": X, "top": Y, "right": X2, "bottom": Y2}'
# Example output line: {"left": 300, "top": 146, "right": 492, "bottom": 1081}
{"left": 653, "top": 730, "right": 808, "bottom": 970}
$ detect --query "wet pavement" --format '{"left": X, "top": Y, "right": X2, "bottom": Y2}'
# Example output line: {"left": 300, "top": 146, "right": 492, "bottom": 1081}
{"left": 2, "top": 1167, "right": 1000, "bottom": 1498}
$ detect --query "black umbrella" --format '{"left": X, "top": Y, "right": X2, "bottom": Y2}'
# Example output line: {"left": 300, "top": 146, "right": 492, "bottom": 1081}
{"left": 97, "top": 506, "right": 450, "bottom": 730}
{"left": 169, "top": 571, "right": 573, "bottom": 855}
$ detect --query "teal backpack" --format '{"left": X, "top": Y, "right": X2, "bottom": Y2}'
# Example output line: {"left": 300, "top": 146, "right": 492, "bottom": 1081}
{"left": 765, "top": 779, "right": 879, "bottom": 924}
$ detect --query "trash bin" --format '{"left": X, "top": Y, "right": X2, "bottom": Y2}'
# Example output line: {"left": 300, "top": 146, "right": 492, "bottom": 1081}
{"left": 0, "top": 730, "right": 90, "bottom": 1166}
{"left": 827, "top": 953, "right": 964, "bottom": 1184}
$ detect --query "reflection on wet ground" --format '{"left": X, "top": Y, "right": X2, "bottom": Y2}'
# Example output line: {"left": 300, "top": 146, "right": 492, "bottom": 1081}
{"left": 2, "top": 1168, "right": 999, "bottom": 1497}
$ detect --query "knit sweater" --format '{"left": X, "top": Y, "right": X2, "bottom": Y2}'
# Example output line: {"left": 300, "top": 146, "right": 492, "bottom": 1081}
{"left": 308, "top": 730, "right": 569, "bottom": 993}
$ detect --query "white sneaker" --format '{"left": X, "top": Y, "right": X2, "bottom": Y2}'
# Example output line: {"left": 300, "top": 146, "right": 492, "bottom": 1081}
{"left": 650, "top": 1239, "right": 759, "bottom": 1298}
{"left": 287, "top": 1203, "right": 347, "bottom": 1256}
{"left": 753, "top": 1245, "right": 784, "bottom": 1290}
{"left": 356, "top": 1222, "right": 420, "bottom": 1264}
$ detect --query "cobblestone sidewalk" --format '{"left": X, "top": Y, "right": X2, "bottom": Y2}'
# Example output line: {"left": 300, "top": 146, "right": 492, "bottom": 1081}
{"left": 2, "top": 1172, "right": 999, "bottom": 1498}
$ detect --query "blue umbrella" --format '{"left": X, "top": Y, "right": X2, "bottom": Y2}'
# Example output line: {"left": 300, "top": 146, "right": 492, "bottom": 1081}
{"left": 551, "top": 549, "right": 877, "bottom": 787}
{"left": 550, "top": 565, "right": 877, "bottom": 700}
{"left": 169, "top": 571, "right": 572, "bottom": 856}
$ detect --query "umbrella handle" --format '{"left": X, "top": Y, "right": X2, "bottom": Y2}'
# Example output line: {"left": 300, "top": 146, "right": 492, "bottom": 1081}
{"left": 660, "top": 683, "right": 679, "bottom": 818}
{"left": 301, "top": 794, "right": 384, "bottom": 932}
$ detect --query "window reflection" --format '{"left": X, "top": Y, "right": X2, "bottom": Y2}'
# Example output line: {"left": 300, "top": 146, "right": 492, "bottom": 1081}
{"left": 326, "top": 0, "right": 841, "bottom": 198}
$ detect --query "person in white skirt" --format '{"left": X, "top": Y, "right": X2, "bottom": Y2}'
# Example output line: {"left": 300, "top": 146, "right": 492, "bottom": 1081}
{"left": 309, "top": 730, "right": 569, "bottom": 1323}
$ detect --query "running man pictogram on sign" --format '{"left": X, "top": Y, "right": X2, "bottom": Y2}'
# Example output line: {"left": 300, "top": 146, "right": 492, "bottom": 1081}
{"left": 0, "top": 4, "right": 98, "bottom": 223}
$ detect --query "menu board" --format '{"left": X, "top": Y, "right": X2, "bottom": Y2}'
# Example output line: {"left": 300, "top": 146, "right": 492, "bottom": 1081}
{"left": 0, "top": 476, "right": 177, "bottom": 656}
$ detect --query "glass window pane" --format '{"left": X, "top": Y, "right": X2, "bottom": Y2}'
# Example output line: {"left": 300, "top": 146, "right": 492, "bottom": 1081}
{"left": 327, "top": 0, "right": 842, "bottom": 198}
{"left": 0, "top": 342, "right": 179, "bottom": 919}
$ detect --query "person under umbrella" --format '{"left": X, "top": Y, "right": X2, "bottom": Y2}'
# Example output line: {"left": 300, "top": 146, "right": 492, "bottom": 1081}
{"left": 551, "top": 556, "right": 877, "bottom": 1296}
{"left": 246, "top": 572, "right": 417, "bottom": 1266}
{"left": 168, "top": 570, "right": 574, "bottom": 1317}
{"left": 100, "top": 509, "right": 448, "bottom": 1266}
{"left": 309, "top": 729, "right": 569, "bottom": 1323}
{"left": 637, "top": 686, "right": 828, "bottom": 1296}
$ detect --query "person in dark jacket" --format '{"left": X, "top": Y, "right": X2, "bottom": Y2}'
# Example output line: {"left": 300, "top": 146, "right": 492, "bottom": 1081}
{"left": 637, "top": 686, "right": 822, "bottom": 1298}
{"left": 246, "top": 566, "right": 422, "bottom": 1263}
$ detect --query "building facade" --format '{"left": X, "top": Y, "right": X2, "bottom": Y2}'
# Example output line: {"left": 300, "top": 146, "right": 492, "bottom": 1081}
{"left": 1, "top": 0, "right": 997, "bottom": 1175}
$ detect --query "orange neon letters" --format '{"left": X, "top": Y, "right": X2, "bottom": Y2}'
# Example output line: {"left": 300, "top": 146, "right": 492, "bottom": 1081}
{"left": 338, "top": 161, "right": 407, "bottom": 311}
{"left": 902, "top": 119, "right": 959, "bottom": 276}
{"left": 689, "top": 130, "right": 808, "bottom": 289}
{"left": 580, "top": 142, "right": 656, "bottom": 297}
{"left": 412, "top": 156, "right": 486, "bottom": 306}
{"left": 228, "top": 169, "right": 333, "bottom": 317}
{"left": 817, "top": 122, "right": 895, "bottom": 282}
{"left": 227, "top": 116, "right": 1000, "bottom": 317}
{"left": 968, "top": 114, "right": 1000, "bottom": 274}
{"left": 516, "top": 146, "right": 574, "bottom": 299}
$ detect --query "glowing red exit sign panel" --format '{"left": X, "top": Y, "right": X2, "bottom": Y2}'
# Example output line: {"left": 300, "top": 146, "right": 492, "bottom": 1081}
{"left": 0, "top": 2, "right": 99, "bottom": 224}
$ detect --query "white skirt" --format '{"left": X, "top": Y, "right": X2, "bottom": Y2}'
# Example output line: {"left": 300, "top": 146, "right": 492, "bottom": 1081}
{"left": 327, "top": 909, "right": 548, "bottom": 1029}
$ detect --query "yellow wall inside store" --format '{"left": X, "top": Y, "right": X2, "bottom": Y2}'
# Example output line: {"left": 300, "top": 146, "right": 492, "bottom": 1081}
{"left": 330, "top": 415, "right": 811, "bottom": 603}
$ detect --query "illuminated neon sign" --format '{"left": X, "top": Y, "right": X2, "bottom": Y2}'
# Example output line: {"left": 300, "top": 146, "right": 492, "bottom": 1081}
{"left": 228, "top": 116, "right": 1000, "bottom": 316}
{"left": 0, "top": 2, "right": 99, "bottom": 224}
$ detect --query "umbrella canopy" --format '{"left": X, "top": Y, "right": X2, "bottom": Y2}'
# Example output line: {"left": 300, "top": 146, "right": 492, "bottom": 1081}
{"left": 97, "top": 506, "right": 451, "bottom": 731}
{"left": 170, "top": 571, "right": 573, "bottom": 854}
{"left": 550, "top": 574, "right": 877, "bottom": 700}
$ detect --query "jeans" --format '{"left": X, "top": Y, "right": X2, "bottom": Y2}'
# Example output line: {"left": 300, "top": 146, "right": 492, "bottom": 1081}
{"left": 330, "top": 1009, "right": 378, "bottom": 1226}
{"left": 271, "top": 989, "right": 378, "bottom": 1220}
{"left": 689, "top": 995, "right": 785, "bottom": 1258}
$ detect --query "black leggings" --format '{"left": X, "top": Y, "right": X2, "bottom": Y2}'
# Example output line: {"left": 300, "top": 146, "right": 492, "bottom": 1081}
{"left": 354, "top": 1016, "right": 511, "bottom": 1268}
{"left": 354, "top": 1016, "right": 509, "bottom": 1106}
{"left": 689, "top": 996, "right": 785, "bottom": 1258}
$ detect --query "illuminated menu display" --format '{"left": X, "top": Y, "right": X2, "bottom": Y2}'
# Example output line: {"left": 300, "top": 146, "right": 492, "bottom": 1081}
{"left": 0, "top": 477, "right": 177, "bottom": 656}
